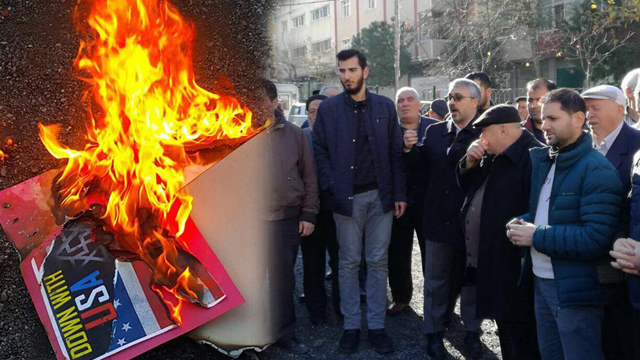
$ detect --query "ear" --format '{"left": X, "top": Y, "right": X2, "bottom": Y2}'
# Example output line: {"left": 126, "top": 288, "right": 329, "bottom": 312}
{"left": 472, "top": 97, "right": 480, "bottom": 109}
{"left": 363, "top": 66, "right": 369, "bottom": 80}
{"left": 486, "top": 88, "right": 493, "bottom": 99}
{"left": 573, "top": 111, "right": 586, "bottom": 129}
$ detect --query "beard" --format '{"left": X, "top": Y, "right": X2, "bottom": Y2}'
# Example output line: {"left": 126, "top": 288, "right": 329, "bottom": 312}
{"left": 341, "top": 76, "right": 364, "bottom": 95}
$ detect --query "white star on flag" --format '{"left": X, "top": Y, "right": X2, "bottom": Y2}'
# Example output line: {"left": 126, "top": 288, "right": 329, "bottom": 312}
{"left": 122, "top": 322, "right": 131, "bottom": 332}
{"left": 117, "top": 338, "right": 127, "bottom": 347}
{"left": 114, "top": 299, "right": 121, "bottom": 309}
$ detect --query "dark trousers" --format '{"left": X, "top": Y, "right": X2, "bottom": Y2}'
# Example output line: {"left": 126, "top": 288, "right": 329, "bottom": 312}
{"left": 602, "top": 284, "right": 638, "bottom": 360}
{"left": 496, "top": 319, "right": 541, "bottom": 360}
{"left": 388, "top": 204, "right": 424, "bottom": 304}
{"left": 268, "top": 217, "right": 301, "bottom": 341}
{"left": 300, "top": 209, "right": 340, "bottom": 319}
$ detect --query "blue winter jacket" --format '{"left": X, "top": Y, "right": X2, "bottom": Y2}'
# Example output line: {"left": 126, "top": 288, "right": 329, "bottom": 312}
{"left": 520, "top": 132, "right": 623, "bottom": 306}
{"left": 313, "top": 90, "right": 407, "bottom": 217}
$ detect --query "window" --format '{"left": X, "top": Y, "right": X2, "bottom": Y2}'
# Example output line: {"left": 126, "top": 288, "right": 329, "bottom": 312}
{"left": 281, "top": 20, "right": 288, "bottom": 32}
{"left": 293, "top": 46, "right": 307, "bottom": 58}
{"left": 554, "top": 4, "right": 565, "bottom": 28}
{"left": 312, "top": 39, "right": 332, "bottom": 53}
{"left": 342, "top": 38, "right": 352, "bottom": 49}
{"left": 292, "top": 14, "right": 305, "bottom": 28}
{"left": 365, "top": 0, "right": 376, "bottom": 10}
{"left": 539, "top": 0, "right": 571, "bottom": 31}
{"left": 341, "top": 0, "right": 351, "bottom": 18}
{"left": 312, "top": 5, "right": 331, "bottom": 21}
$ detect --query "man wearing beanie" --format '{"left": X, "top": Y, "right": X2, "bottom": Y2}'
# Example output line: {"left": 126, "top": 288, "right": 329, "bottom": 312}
{"left": 458, "top": 105, "right": 543, "bottom": 360}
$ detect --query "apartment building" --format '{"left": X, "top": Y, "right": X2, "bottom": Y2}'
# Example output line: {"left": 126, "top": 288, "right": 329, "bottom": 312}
{"left": 272, "top": 0, "right": 447, "bottom": 83}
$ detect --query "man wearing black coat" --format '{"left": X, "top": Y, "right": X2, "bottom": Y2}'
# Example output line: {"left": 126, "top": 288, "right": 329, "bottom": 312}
{"left": 582, "top": 85, "right": 640, "bottom": 360}
{"left": 457, "top": 105, "right": 543, "bottom": 360}
{"left": 404, "top": 78, "right": 482, "bottom": 359}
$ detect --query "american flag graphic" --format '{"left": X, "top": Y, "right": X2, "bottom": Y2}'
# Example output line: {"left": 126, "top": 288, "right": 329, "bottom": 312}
{"left": 100, "top": 261, "right": 176, "bottom": 359}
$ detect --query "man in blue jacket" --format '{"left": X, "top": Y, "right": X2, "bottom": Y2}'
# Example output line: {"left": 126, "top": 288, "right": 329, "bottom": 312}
{"left": 508, "top": 88, "right": 623, "bottom": 360}
{"left": 313, "top": 49, "right": 407, "bottom": 355}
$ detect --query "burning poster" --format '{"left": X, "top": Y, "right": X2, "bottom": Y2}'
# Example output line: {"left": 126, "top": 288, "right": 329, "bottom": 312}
{"left": 0, "top": 0, "right": 267, "bottom": 358}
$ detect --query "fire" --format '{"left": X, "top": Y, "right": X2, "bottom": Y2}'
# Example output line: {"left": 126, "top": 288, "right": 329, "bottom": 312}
{"left": 38, "top": 0, "right": 262, "bottom": 322}
{"left": 0, "top": 137, "right": 15, "bottom": 162}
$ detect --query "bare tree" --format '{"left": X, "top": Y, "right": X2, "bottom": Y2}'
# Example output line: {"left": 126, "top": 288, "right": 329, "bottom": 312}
{"left": 559, "top": 0, "right": 640, "bottom": 87}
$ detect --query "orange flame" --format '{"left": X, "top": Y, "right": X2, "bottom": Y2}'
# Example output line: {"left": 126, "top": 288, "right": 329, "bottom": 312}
{"left": 38, "top": 0, "right": 262, "bottom": 322}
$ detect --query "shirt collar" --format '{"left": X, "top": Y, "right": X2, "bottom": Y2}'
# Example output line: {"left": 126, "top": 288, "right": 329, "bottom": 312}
{"left": 593, "top": 120, "right": 624, "bottom": 153}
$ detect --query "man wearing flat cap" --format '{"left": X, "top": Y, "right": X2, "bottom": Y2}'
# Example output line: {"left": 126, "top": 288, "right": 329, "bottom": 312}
{"left": 457, "top": 104, "right": 543, "bottom": 360}
{"left": 582, "top": 85, "right": 640, "bottom": 360}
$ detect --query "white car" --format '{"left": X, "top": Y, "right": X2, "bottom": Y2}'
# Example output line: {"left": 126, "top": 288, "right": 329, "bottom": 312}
{"left": 287, "top": 103, "right": 308, "bottom": 127}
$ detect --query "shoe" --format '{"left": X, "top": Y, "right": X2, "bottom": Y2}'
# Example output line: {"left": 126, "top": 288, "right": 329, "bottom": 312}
{"left": 275, "top": 337, "right": 310, "bottom": 355}
{"left": 368, "top": 329, "right": 394, "bottom": 354}
{"left": 338, "top": 329, "right": 360, "bottom": 354}
{"left": 426, "top": 332, "right": 445, "bottom": 360}
{"left": 325, "top": 269, "right": 333, "bottom": 281}
{"left": 464, "top": 331, "right": 482, "bottom": 358}
{"left": 386, "top": 302, "right": 409, "bottom": 316}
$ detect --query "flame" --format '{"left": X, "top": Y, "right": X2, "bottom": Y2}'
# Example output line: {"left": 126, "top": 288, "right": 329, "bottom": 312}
{"left": 0, "top": 137, "right": 15, "bottom": 162}
{"left": 38, "top": 0, "right": 262, "bottom": 322}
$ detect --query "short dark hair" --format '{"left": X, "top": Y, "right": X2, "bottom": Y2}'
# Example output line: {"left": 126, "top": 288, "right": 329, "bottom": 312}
{"left": 465, "top": 72, "right": 491, "bottom": 88}
{"left": 259, "top": 78, "right": 278, "bottom": 101}
{"left": 336, "top": 49, "right": 367, "bottom": 70}
{"left": 526, "top": 78, "right": 558, "bottom": 92}
{"left": 515, "top": 96, "right": 527, "bottom": 102}
{"left": 540, "top": 88, "right": 587, "bottom": 117}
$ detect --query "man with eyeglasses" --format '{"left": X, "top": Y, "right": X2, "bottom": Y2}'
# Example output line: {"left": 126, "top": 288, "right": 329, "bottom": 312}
{"left": 404, "top": 78, "right": 483, "bottom": 359}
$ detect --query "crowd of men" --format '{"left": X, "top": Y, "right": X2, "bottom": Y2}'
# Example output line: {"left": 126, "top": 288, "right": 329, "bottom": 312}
{"left": 260, "top": 49, "right": 640, "bottom": 360}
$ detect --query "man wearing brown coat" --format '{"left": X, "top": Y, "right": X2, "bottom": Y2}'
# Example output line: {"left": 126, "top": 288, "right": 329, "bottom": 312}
{"left": 261, "top": 79, "right": 319, "bottom": 354}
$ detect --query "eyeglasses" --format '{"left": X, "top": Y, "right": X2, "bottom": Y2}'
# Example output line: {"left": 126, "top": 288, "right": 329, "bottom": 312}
{"left": 447, "top": 94, "right": 476, "bottom": 102}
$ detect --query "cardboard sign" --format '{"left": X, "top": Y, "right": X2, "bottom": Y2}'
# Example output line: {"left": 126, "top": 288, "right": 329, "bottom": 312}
{"left": 0, "top": 171, "right": 245, "bottom": 360}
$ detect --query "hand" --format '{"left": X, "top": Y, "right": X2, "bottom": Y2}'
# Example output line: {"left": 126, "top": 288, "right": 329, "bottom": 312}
{"left": 394, "top": 202, "right": 407, "bottom": 218}
{"left": 299, "top": 221, "right": 315, "bottom": 237}
{"left": 610, "top": 238, "right": 640, "bottom": 275}
{"left": 404, "top": 129, "right": 418, "bottom": 150}
{"left": 506, "top": 219, "right": 536, "bottom": 247}
{"left": 465, "top": 140, "right": 488, "bottom": 168}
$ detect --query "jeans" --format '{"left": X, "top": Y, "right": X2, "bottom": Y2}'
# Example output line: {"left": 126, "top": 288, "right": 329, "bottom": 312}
{"left": 333, "top": 189, "right": 393, "bottom": 330}
{"left": 534, "top": 276, "right": 604, "bottom": 360}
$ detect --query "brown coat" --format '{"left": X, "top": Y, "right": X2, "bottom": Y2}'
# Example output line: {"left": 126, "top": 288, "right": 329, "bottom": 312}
{"left": 264, "top": 110, "right": 319, "bottom": 223}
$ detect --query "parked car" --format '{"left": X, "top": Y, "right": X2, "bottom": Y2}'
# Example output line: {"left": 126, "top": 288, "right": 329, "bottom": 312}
{"left": 287, "top": 103, "right": 307, "bottom": 127}
{"left": 420, "top": 100, "right": 432, "bottom": 118}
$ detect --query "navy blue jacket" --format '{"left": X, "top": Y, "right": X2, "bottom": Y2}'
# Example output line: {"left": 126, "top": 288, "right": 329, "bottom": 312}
{"left": 604, "top": 123, "right": 640, "bottom": 239}
{"left": 406, "top": 115, "right": 481, "bottom": 246}
{"left": 627, "top": 150, "right": 640, "bottom": 310}
{"left": 313, "top": 90, "right": 407, "bottom": 216}
{"left": 403, "top": 117, "right": 437, "bottom": 208}
{"left": 519, "top": 133, "right": 623, "bottom": 307}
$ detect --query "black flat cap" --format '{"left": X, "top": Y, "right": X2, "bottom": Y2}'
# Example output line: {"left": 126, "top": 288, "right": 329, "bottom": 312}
{"left": 306, "top": 94, "right": 328, "bottom": 111}
{"left": 473, "top": 104, "right": 521, "bottom": 128}
{"left": 430, "top": 99, "right": 448, "bottom": 118}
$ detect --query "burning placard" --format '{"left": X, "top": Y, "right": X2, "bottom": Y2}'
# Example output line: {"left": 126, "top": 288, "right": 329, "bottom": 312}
{"left": 0, "top": 0, "right": 269, "bottom": 358}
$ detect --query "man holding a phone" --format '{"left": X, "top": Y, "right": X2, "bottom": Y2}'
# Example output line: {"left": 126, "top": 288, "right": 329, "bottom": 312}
{"left": 507, "top": 89, "right": 623, "bottom": 360}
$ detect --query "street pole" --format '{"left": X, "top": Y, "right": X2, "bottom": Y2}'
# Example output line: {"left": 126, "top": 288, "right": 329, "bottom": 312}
{"left": 394, "top": 0, "right": 400, "bottom": 92}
